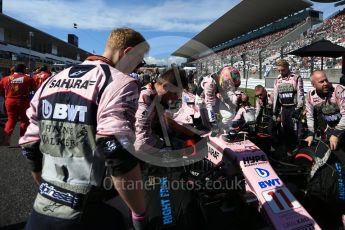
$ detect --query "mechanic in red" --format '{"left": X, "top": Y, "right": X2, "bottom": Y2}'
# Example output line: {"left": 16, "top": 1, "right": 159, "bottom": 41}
{"left": 0, "top": 63, "right": 36, "bottom": 145}
{"left": 32, "top": 65, "right": 51, "bottom": 89}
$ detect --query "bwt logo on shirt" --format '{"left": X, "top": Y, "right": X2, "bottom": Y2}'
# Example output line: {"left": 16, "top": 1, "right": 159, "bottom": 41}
{"left": 42, "top": 100, "right": 87, "bottom": 122}
{"left": 279, "top": 93, "right": 293, "bottom": 99}
{"left": 323, "top": 113, "right": 341, "bottom": 122}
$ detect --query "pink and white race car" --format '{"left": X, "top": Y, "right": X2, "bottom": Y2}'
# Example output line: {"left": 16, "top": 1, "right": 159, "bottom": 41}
{"left": 174, "top": 92, "right": 320, "bottom": 229}
{"left": 204, "top": 132, "right": 320, "bottom": 229}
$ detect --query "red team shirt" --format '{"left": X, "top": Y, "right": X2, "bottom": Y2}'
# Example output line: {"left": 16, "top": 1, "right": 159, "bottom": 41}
{"left": 0, "top": 73, "right": 36, "bottom": 99}
{"left": 32, "top": 71, "right": 51, "bottom": 89}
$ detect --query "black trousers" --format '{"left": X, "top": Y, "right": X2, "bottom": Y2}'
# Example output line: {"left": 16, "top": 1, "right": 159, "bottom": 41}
{"left": 280, "top": 106, "right": 298, "bottom": 153}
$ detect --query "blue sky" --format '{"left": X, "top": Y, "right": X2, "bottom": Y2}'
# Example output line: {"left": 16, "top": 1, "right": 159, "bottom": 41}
{"left": 3, "top": 0, "right": 344, "bottom": 65}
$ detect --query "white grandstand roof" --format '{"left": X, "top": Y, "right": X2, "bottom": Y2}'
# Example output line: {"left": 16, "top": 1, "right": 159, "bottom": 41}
{"left": 172, "top": 0, "right": 313, "bottom": 58}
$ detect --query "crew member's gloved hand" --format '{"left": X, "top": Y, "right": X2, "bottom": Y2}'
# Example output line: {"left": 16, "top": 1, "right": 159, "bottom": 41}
{"left": 132, "top": 211, "right": 148, "bottom": 230}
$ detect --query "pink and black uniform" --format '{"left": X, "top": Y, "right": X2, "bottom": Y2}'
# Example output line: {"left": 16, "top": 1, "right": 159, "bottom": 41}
{"left": 272, "top": 73, "right": 304, "bottom": 152}
{"left": 134, "top": 83, "right": 164, "bottom": 153}
{"left": 174, "top": 91, "right": 198, "bottom": 125}
{"left": 19, "top": 56, "right": 139, "bottom": 225}
{"left": 305, "top": 84, "right": 345, "bottom": 141}
{"left": 273, "top": 73, "right": 304, "bottom": 115}
{"left": 202, "top": 67, "right": 241, "bottom": 130}
{"left": 255, "top": 92, "right": 273, "bottom": 121}
{"left": 232, "top": 106, "right": 256, "bottom": 128}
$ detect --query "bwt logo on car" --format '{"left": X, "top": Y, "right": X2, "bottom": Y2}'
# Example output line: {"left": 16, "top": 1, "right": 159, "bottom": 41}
{"left": 42, "top": 100, "right": 87, "bottom": 122}
{"left": 258, "top": 178, "right": 281, "bottom": 189}
{"left": 255, "top": 168, "right": 270, "bottom": 178}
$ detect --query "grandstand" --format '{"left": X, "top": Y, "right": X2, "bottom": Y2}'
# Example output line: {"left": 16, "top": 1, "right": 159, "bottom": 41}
{"left": 172, "top": 0, "right": 345, "bottom": 89}
{"left": 0, "top": 10, "right": 91, "bottom": 75}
